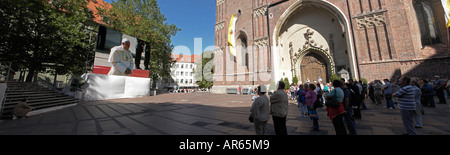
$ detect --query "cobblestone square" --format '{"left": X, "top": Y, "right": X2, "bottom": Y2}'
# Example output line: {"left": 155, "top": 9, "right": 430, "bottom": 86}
{"left": 0, "top": 92, "right": 449, "bottom": 135}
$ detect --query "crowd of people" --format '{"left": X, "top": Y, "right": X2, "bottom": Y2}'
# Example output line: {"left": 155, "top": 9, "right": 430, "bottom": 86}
{"left": 249, "top": 75, "right": 449, "bottom": 135}
{"left": 366, "top": 75, "right": 448, "bottom": 135}
{"left": 368, "top": 76, "right": 448, "bottom": 108}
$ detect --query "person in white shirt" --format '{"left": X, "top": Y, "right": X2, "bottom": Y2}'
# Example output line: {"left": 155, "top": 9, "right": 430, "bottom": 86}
{"left": 108, "top": 38, "right": 134, "bottom": 76}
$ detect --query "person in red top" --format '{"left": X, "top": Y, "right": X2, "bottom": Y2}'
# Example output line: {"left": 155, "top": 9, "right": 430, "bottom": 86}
{"left": 325, "top": 80, "right": 347, "bottom": 135}
{"left": 238, "top": 85, "right": 241, "bottom": 95}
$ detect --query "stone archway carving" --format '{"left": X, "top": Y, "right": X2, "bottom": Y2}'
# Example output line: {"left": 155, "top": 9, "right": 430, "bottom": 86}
{"left": 273, "top": 0, "right": 359, "bottom": 83}
{"left": 290, "top": 29, "right": 336, "bottom": 78}
{"left": 301, "top": 53, "right": 328, "bottom": 83}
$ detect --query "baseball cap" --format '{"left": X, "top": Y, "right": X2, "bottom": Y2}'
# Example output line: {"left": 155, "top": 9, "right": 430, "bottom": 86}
{"left": 122, "top": 38, "right": 130, "bottom": 43}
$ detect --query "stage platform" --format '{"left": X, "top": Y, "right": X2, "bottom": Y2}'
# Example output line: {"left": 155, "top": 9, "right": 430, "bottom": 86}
{"left": 81, "top": 73, "right": 151, "bottom": 101}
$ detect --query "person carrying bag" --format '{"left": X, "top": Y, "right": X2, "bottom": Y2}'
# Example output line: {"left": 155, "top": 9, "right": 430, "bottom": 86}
{"left": 325, "top": 94, "right": 340, "bottom": 108}
{"left": 325, "top": 80, "right": 348, "bottom": 135}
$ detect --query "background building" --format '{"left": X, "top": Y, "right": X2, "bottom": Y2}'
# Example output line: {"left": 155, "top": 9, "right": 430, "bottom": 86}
{"left": 162, "top": 54, "right": 201, "bottom": 92}
{"left": 213, "top": 0, "right": 450, "bottom": 94}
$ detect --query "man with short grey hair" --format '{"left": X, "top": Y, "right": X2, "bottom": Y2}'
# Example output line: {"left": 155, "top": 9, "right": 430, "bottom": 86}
{"left": 383, "top": 79, "right": 395, "bottom": 109}
{"left": 395, "top": 76, "right": 416, "bottom": 135}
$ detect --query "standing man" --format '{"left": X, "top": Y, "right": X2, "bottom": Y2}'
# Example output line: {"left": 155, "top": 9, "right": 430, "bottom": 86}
{"left": 108, "top": 38, "right": 134, "bottom": 76}
{"left": 420, "top": 79, "right": 435, "bottom": 107}
{"left": 411, "top": 78, "right": 424, "bottom": 128}
{"left": 341, "top": 78, "right": 357, "bottom": 135}
{"left": 374, "top": 80, "right": 383, "bottom": 105}
{"left": 270, "top": 81, "right": 289, "bottom": 135}
{"left": 383, "top": 79, "right": 395, "bottom": 109}
{"left": 368, "top": 81, "right": 375, "bottom": 103}
{"left": 433, "top": 75, "right": 447, "bottom": 104}
{"left": 250, "top": 85, "right": 270, "bottom": 135}
{"left": 395, "top": 76, "right": 417, "bottom": 135}
{"left": 348, "top": 79, "right": 362, "bottom": 119}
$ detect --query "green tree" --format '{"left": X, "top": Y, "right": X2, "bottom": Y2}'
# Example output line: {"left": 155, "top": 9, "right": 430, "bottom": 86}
{"left": 97, "top": 0, "right": 180, "bottom": 85}
{"left": 292, "top": 76, "right": 299, "bottom": 86}
{"left": 0, "top": 0, "right": 96, "bottom": 82}
{"left": 283, "top": 77, "right": 290, "bottom": 90}
{"left": 194, "top": 51, "right": 214, "bottom": 89}
{"left": 360, "top": 78, "right": 368, "bottom": 84}
{"left": 330, "top": 73, "right": 341, "bottom": 83}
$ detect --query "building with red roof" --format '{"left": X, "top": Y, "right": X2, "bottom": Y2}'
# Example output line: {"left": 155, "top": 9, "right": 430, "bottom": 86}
{"left": 164, "top": 54, "right": 201, "bottom": 92}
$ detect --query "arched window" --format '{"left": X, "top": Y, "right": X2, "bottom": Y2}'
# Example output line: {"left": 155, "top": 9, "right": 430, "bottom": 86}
{"left": 414, "top": 0, "right": 442, "bottom": 46}
{"left": 240, "top": 36, "right": 249, "bottom": 68}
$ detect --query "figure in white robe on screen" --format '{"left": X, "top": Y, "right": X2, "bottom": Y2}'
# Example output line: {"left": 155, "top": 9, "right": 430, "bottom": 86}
{"left": 108, "top": 38, "right": 134, "bottom": 76}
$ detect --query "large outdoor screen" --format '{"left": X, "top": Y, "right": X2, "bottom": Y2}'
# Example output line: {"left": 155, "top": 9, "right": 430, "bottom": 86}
{"left": 94, "top": 25, "right": 150, "bottom": 78}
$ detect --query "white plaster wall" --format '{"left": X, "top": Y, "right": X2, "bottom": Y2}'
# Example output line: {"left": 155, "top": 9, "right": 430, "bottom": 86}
{"left": 171, "top": 62, "right": 198, "bottom": 87}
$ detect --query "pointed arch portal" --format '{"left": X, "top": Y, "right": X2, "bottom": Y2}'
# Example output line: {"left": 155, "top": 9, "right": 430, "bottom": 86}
{"left": 272, "top": 0, "right": 358, "bottom": 83}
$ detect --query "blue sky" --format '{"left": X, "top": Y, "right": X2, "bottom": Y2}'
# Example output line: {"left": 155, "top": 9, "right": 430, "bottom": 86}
{"left": 103, "top": 0, "right": 216, "bottom": 56}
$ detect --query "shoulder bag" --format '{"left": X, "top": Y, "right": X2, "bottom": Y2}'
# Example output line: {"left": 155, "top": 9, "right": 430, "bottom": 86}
{"left": 325, "top": 91, "right": 340, "bottom": 108}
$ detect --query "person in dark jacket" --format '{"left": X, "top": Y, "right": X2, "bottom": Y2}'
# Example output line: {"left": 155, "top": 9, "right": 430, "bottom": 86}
{"left": 420, "top": 79, "right": 435, "bottom": 107}
{"left": 433, "top": 75, "right": 447, "bottom": 104}
{"left": 348, "top": 79, "right": 362, "bottom": 119}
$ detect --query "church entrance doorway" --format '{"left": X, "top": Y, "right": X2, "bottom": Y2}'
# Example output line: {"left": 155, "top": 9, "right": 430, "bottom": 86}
{"left": 300, "top": 52, "right": 328, "bottom": 83}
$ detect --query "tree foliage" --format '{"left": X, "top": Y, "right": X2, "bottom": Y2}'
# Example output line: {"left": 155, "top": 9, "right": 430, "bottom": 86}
{"left": 360, "top": 78, "right": 368, "bottom": 84}
{"left": 97, "top": 0, "right": 180, "bottom": 83}
{"left": 283, "top": 77, "right": 290, "bottom": 90}
{"left": 0, "top": 0, "right": 96, "bottom": 82}
{"left": 292, "top": 76, "right": 299, "bottom": 86}
{"left": 330, "top": 73, "right": 341, "bottom": 83}
{"left": 194, "top": 51, "right": 214, "bottom": 89}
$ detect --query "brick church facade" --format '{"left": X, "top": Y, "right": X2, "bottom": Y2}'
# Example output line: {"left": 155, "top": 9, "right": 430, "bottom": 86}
{"left": 212, "top": 0, "right": 450, "bottom": 93}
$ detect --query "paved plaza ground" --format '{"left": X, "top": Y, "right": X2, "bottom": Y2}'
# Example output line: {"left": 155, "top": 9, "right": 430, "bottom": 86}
{"left": 0, "top": 92, "right": 449, "bottom": 135}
